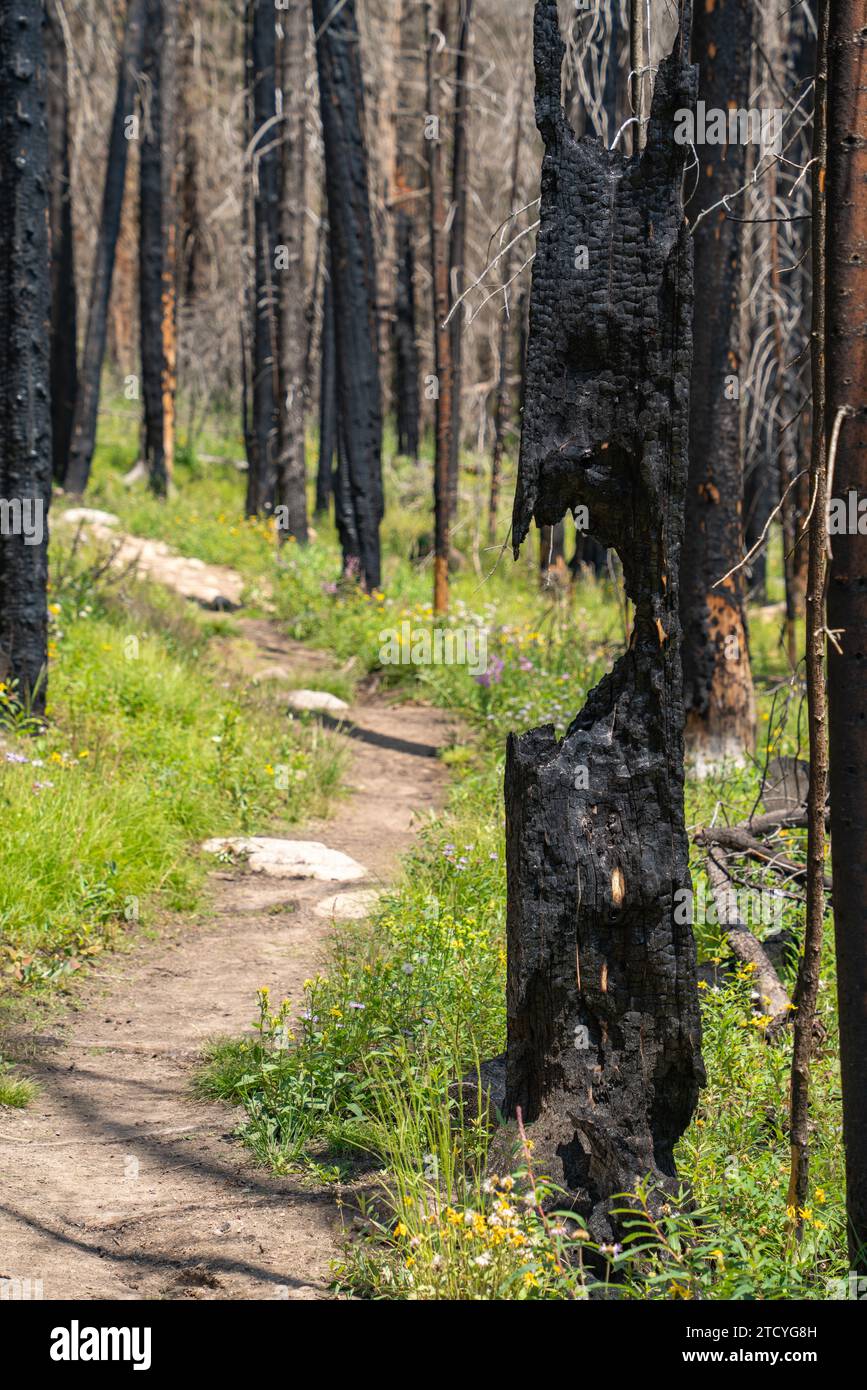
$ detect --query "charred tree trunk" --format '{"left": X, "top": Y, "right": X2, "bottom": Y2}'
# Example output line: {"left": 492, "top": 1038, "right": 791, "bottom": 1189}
{"left": 275, "top": 0, "right": 309, "bottom": 543}
{"left": 427, "top": 1, "right": 453, "bottom": 613}
{"left": 679, "top": 0, "right": 756, "bottom": 773}
{"left": 313, "top": 0, "right": 382, "bottom": 589}
{"left": 826, "top": 0, "right": 867, "bottom": 1276}
{"left": 245, "top": 0, "right": 279, "bottom": 517}
{"left": 65, "top": 0, "right": 145, "bottom": 495}
{"left": 0, "top": 0, "right": 52, "bottom": 715}
{"left": 447, "top": 0, "right": 474, "bottom": 521}
{"left": 139, "top": 0, "right": 178, "bottom": 497}
{"left": 394, "top": 211, "right": 420, "bottom": 460}
{"left": 497, "top": 2, "right": 703, "bottom": 1239}
{"left": 178, "top": 0, "right": 200, "bottom": 306}
{"left": 45, "top": 0, "right": 77, "bottom": 486}
{"left": 316, "top": 263, "right": 336, "bottom": 518}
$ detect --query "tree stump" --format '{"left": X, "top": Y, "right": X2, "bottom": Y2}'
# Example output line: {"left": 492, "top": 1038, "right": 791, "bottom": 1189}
{"left": 499, "top": 1, "right": 705, "bottom": 1241}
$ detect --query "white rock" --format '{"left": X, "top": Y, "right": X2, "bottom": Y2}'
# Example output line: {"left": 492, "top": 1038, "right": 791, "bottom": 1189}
{"left": 313, "top": 890, "right": 379, "bottom": 920}
{"left": 286, "top": 689, "right": 349, "bottom": 713}
{"left": 202, "top": 837, "right": 366, "bottom": 882}
{"left": 58, "top": 508, "right": 119, "bottom": 528}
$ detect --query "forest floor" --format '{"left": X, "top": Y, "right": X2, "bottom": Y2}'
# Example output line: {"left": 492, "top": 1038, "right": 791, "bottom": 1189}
{"left": 0, "top": 530, "right": 458, "bottom": 1299}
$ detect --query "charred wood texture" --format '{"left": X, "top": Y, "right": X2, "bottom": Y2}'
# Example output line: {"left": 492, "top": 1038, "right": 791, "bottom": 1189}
{"left": 313, "top": 0, "right": 383, "bottom": 589}
{"left": 0, "top": 0, "right": 52, "bottom": 715}
{"left": 45, "top": 0, "right": 77, "bottom": 486}
{"left": 426, "top": 0, "right": 452, "bottom": 613}
{"left": 394, "top": 211, "right": 420, "bottom": 459}
{"left": 139, "top": 0, "right": 179, "bottom": 497}
{"left": 501, "top": 1, "right": 703, "bottom": 1238}
{"left": 679, "top": 0, "right": 755, "bottom": 769}
{"left": 276, "top": 0, "right": 309, "bottom": 543}
{"left": 826, "top": 0, "right": 867, "bottom": 1275}
{"left": 65, "top": 0, "right": 145, "bottom": 495}
{"left": 245, "top": 0, "right": 279, "bottom": 516}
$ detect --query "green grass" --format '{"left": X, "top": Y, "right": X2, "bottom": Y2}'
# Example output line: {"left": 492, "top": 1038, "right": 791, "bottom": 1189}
{"left": 0, "top": 1061, "right": 38, "bottom": 1108}
{"left": 0, "top": 530, "right": 344, "bottom": 1000}
{"left": 72, "top": 393, "right": 841, "bottom": 1298}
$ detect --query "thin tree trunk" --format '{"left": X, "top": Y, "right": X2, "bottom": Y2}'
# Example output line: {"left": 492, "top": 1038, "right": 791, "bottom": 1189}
{"left": 245, "top": 0, "right": 279, "bottom": 516}
{"left": 826, "top": 0, "right": 867, "bottom": 1275}
{"left": 787, "top": 0, "right": 829, "bottom": 1242}
{"left": 496, "top": 1, "right": 703, "bottom": 1238}
{"left": 488, "top": 88, "right": 523, "bottom": 545}
{"left": 316, "top": 264, "right": 336, "bottom": 519}
{"left": 140, "top": 0, "right": 179, "bottom": 497}
{"left": 313, "top": 0, "right": 382, "bottom": 589}
{"left": 447, "top": 0, "right": 474, "bottom": 522}
{"left": 680, "top": 0, "right": 756, "bottom": 773}
{"left": 629, "top": 0, "right": 649, "bottom": 155}
{"left": 275, "top": 0, "right": 309, "bottom": 542}
{"left": 427, "top": 2, "right": 452, "bottom": 614}
{"left": 394, "top": 212, "right": 420, "bottom": 460}
{"left": 0, "top": 0, "right": 52, "bottom": 716}
{"left": 65, "top": 0, "right": 145, "bottom": 495}
{"left": 45, "top": 0, "right": 77, "bottom": 487}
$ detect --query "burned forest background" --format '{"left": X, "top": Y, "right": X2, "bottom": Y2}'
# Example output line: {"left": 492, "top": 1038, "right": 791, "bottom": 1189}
{"left": 0, "top": 0, "right": 865, "bottom": 1306}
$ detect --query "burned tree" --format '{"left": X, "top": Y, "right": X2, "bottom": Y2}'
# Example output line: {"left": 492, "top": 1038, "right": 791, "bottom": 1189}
{"left": 0, "top": 0, "right": 52, "bottom": 715}
{"left": 313, "top": 0, "right": 383, "bottom": 589}
{"left": 139, "top": 0, "right": 179, "bottom": 497}
{"left": 315, "top": 264, "right": 337, "bottom": 520}
{"left": 394, "top": 211, "right": 420, "bottom": 460}
{"left": 45, "top": 0, "right": 77, "bottom": 486}
{"left": 275, "top": 0, "right": 309, "bottom": 543}
{"left": 65, "top": 0, "right": 145, "bottom": 495}
{"left": 827, "top": 0, "right": 867, "bottom": 1275}
{"left": 679, "top": 0, "right": 756, "bottom": 771}
{"left": 499, "top": 1, "right": 704, "bottom": 1238}
{"left": 245, "top": 0, "right": 280, "bottom": 517}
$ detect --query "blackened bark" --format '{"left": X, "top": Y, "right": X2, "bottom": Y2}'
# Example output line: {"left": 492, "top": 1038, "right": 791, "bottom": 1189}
{"left": 826, "top": 0, "right": 867, "bottom": 1275}
{"left": 679, "top": 0, "right": 755, "bottom": 770}
{"left": 316, "top": 265, "right": 336, "bottom": 518}
{"left": 0, "top": 0, "right": 52, "bottom": 715}
{"left": 245, "top": 0, "right": 279, "bottom": 516}
{"left": 394, "top": 211, "right": 420, "bottom": 459}
{"left": 65, "top": 0, "right": 145, "bottom": 495}
{"left": 139, "top": 0, "right": 178, "bottom": 497}
{"left": 313, "top": 0, "right": 382, "bottom": 589}
{"left": 275, "top": 0, "right": 309, "bottom": 542}
{"left": 447, "top": 0, "right": 474, "bottom": 520}
{"left": 500, "top": 2, "right": 703, "bottom": 1237}
{"left": 45, "top": 0, "right": 77, "bottom": 486}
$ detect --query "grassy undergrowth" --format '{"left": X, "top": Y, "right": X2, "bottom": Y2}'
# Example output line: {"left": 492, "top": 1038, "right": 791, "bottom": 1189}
{"left": 52, "top": 399, "right": 844, "bottom": 1297}
{"left": 0, "top": 529, "right": 344, "bottom": 1039}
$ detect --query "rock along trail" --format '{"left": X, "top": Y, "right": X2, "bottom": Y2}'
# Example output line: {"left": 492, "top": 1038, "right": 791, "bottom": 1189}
{"left": 0, "top": 517, "right": 457, "bottom": 1300}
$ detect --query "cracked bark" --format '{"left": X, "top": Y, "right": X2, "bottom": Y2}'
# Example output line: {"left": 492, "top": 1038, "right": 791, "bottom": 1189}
{"left": 497, "top": 1, "right": 704, "bottom": 1239}
{"left": 0, "top": 0, "right": 52, "bottom": 715}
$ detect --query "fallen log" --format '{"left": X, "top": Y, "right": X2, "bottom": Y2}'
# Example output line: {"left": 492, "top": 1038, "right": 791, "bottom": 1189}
{"left": 705, "top": 851, "right": 792, "bottom": 1034}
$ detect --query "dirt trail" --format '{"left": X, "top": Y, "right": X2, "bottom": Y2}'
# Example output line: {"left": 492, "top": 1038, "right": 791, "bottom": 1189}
{"left": 0, "top": 533, "right": 457, "bottom": 1300}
